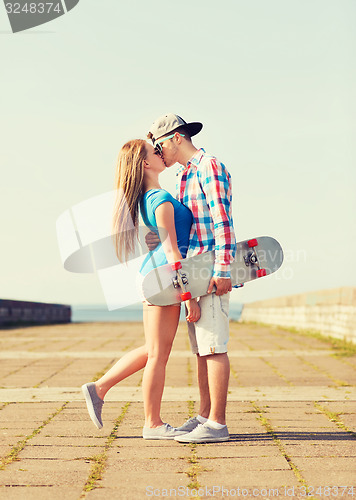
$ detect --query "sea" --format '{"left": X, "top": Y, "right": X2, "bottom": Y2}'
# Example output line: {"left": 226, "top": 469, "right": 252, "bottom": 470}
{"left": 71, "top": 302, "right": 243, "bottom": 323}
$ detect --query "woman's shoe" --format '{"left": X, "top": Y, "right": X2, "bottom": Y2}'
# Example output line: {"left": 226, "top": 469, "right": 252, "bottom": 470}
{"left": 142, "top": 423, "right": 188, "bottom": 440}
{"left": 81, "top": 382, "right": 104, "bottom": 429}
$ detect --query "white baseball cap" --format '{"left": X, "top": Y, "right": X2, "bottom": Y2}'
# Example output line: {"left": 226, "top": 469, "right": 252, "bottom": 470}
{"left": 148, "top": 113, "right": 203, "bottom": 145}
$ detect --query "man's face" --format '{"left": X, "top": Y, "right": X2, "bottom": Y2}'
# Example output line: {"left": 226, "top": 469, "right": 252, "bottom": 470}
{"left": 155, "top": 134, "right": 179, "bottom": 168}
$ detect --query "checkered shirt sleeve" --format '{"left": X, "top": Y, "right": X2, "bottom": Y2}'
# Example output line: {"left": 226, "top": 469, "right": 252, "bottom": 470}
{"left": 198, "top": 157, "right": 236, "bottom": 277}
{"left": 177, "top": 150, "right": 236, "bottom": 278}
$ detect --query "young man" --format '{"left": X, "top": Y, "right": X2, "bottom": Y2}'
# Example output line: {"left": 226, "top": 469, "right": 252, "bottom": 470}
{"left": 146, "top": 113, "right": 236, "bottom": 443}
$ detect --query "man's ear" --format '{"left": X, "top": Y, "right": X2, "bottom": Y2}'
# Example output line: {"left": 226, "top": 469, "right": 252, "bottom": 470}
{"left": 174, "top": 132, "right": 182, "bottom": 144}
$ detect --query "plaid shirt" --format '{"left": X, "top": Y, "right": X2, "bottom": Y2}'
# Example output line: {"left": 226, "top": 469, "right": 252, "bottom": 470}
{"left": 176, "top": 148, "right": 236, "bottom": 278}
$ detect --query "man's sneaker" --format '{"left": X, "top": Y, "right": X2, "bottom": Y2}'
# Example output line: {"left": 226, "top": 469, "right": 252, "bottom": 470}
{"left": 143, "top": 423, "right": 188, "bottom": 440}
{"left": 81, "top": 383, "right": 104, "bottom": 429}
{"left": 175, "top": 417, "right": 200, "bottom": 433}
{"left": 174, "top": 422, "right": 229, "bottom": 443}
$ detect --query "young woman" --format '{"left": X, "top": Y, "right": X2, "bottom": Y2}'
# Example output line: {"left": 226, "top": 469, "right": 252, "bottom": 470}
{"left": 82, "top": 139, "right": 200, "bottom": 439}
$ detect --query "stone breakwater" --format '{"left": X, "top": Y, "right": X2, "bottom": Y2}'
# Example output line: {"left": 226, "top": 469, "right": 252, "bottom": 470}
{"left": 240, "top": 287, "right": 356, "bottom": 343}
{"left": 0, "top": 299, "right": 71, "bottom": 326}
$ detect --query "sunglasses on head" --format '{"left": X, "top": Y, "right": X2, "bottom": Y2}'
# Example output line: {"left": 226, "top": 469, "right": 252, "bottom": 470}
{"left": 154, "top": 133, "right": 185, "bottom": 154}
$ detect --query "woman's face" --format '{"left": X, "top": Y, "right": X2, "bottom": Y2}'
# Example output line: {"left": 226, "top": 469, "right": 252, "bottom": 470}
{"left": 145, "top": 143, "right": 166, "bottom": 172}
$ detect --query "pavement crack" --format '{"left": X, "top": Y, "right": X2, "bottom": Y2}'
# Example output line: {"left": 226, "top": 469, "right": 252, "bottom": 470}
{"left": 91, "top": 360, "right": 116, "bottom": 382}
{"left": 252, "top": 402, "right": 308, "bottom": 488}
{"left": 296, "top": 355, "right": 349, "bottom": 387}
{"left": 95, "top": 333, "right": 124, "bottom": 350}
{"left": 229, "top": 364, "right": 242, "bottom": 386}
{"left": 187, "top": 358, "right": 193, "bottom": 387}
{"left": 33, "top": 360, "right": 75, "bottom": 388}
{"left": 0, "top": 359, "right": 38, "bottom": 382}
{"left": 0, "top": 402, "right": 68, "bottom": 471}
{"left": 80, "top": 402, "right": 130, "bottom": 496}
{"left": 0, "top": 402, "right": 12, "bottom": 411}
{"left": 314, "top": 402, "right": 356, "bottom": 437}
{"left": 260, "top": 357, "right": 294, "bottom": 386}
{"left": 60, "top": 339, "right": 86, "bottom": 351}
{"left": 182, "top": 400, "right": 203, "bottom": 494}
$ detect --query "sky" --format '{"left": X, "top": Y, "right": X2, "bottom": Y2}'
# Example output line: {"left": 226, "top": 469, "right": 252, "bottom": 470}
{"left": 1, "top": 0, "right": 355, "bottom": 307}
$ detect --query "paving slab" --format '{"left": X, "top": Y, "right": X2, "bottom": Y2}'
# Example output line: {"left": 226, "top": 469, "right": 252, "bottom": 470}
{"left": 0, "top": 487, "right": 83, "bottom": 500}
{"left": 0, "top": 321, "right": 355, "bottom": 498}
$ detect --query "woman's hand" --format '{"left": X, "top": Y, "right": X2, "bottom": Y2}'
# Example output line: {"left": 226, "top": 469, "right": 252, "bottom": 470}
{"left": 185, "top": 298, "right": 201, "bottom": 323}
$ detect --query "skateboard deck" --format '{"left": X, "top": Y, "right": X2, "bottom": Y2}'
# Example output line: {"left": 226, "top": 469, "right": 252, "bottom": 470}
{"left": 141, "top": 236, "right": 283, "bottom": 306}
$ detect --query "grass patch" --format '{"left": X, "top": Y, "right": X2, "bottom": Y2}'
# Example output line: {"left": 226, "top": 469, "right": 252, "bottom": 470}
{"left": 0, "top": 402, "right": 68, "bottom": 470}
{"left": 186, "top": 442, "right": 202, "bottom": 492}
{"left": 92, "top": 360, "right": 116, "bottom": 383}
{"left": 184, "top": 401, "right": 202, "bottom": 495}
{"left": 314, "top": 402, "right": 356, "bottom": 437}
{"left": 0, "top": 402, "right": 11, "bottom": 411}
{"left": 242, "top": 321, "right": 356, "bottom": 357}
{"left": 261, "top": 358, "right": 294, "bottom": 386}
{"left": 296, "top": 355, "right": 349, "bottom": 387}
{"left": 187, "top": 358, "right": 193, "bottom": 387}
{"left": 81, "top": 402, "right": 130, "bottom": 494}
{"left": 252, "top": 402, "right": 308, "bottom": 488}
{"left": 277, "top": 325, "right": 356, "bottom": 357}
{"left": 230, "top": 365, "right": 242, "bottom": 385}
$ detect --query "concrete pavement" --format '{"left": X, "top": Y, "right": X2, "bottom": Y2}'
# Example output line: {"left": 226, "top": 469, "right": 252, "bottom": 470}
{"left": 0, "top": 321, "right": 355, "bottom": 499}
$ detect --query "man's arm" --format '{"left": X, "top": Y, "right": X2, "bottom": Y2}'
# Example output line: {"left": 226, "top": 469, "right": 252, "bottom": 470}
{"left": 199, "top": 158, "right": 236, "bottom": 294}
{"left": 145, "top": 231, "right": 160, "bottom": 251}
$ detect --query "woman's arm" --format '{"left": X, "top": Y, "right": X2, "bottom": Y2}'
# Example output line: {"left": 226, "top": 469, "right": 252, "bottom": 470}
{"left": 155, "top": 202, "right": 182, "bottom": 263}
{"left": 155, "top": 202, "right": 200, "bottom": 322}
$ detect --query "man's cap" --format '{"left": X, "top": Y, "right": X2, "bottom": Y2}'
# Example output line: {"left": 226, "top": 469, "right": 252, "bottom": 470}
{"left": 148, "top": 113, "right": 203, "bottom": 145}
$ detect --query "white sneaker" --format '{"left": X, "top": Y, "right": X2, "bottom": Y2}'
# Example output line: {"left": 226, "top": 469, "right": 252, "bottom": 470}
{"left": 142, "top": 423, "right": 188, "bottom": 440}
{"left": 175, "top": 417, "right": 200, "bottom": 433}
{"left": 174, "top": 423, "right": 229, "bottom": 443}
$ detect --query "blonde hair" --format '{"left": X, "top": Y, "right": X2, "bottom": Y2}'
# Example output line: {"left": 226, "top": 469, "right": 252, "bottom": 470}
{"left": 112, "top": 139, "right": 147, "bottom": 262}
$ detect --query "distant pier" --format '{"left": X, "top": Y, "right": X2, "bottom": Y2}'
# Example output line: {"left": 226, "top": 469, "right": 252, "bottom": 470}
{"left": 0, "top": 299, "right": 71, "bottom": 326}
{"left": 240, "top": 287, "right": 356, "bottom": 343}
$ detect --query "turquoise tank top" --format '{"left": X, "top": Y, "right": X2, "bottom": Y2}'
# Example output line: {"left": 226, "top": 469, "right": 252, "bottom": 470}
{"left": 139, "top": 189, "right": 193, "bottom": 276}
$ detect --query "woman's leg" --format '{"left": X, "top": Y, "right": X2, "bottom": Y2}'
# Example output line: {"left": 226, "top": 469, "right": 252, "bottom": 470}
{"left": 142, "top": 303, "right": 180, "bottom": 428}
{"left": 94, "top": 345, "right": 148, "bottom": 400}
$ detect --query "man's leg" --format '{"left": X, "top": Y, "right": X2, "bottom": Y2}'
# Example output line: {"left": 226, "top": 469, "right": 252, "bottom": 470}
{"left": 196, "top": 354, "right": 210, "bottom": 419}
{"left": 206, "top": 352, "right": 230, "bottom": 425}
{"left": 175, "top": 293, "right": 230, "bottom": 442}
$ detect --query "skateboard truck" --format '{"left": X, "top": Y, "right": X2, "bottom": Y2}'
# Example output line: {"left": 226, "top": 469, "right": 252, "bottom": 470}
{"left": 245, "top": 239, "right": 267, "bottom": 278}
{"left": 171, "top": 261, "right": 192, "bottom": 301}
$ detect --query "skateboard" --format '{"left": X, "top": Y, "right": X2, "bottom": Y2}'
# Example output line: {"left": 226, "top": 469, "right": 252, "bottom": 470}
{"left": 141, "top": 236, "right": 283, "bottom": 306}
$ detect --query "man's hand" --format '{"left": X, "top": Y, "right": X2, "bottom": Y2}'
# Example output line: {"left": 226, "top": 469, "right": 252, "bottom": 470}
{"left": 207, "top": 277, "right": 232, "bottom": 296}
{"left": 145, "top": 231, "right": 160, "bottom": 252}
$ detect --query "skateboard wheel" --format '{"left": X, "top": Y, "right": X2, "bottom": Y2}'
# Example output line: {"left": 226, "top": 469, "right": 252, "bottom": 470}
{"left": 257, "top": 268, "right": 267, "bottom": 277}
{"left": 248, "top": 239, "right": 258, "bottom": 248}
{"left": 171, "top": 261, "right": 182, "bottom": 271}
{"left": 181, "top": 292, "right": 192, "bottom": 301}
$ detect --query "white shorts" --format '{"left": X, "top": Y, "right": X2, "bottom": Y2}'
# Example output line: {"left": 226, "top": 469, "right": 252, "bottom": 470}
{"left": 136, "top": 271, "right": 180, "bottom": 308}
{"left": 186, "top": 292, "right": 230, "bottom": 356}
